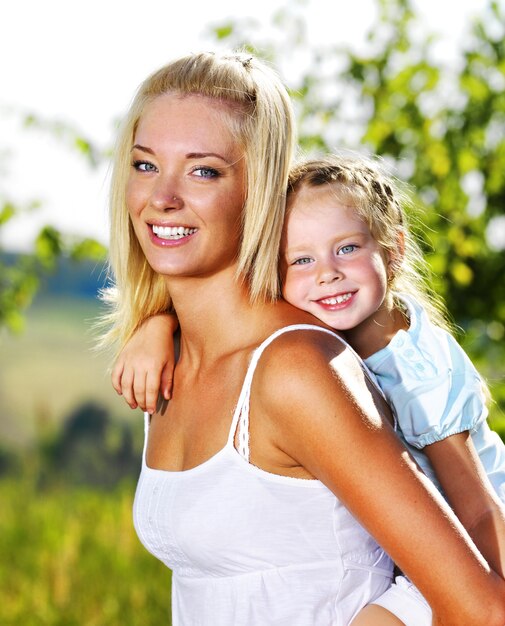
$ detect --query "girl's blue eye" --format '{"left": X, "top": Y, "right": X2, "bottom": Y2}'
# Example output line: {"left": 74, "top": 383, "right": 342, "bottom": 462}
{"left": 293, "top": 257, "right": 312, "bottom": 265}
{"left": 338, "top": 244, "right": 357, "bottom": 255}
{"left": 193, "top": 166, "right": 219, "bottom": 178}
{"left": 133, "top": 160, "right": 157, "bottom": 172}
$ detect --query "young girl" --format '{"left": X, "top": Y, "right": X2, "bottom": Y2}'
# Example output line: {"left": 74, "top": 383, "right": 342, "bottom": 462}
{"left": 112, "top": 153, "right": 505, "bottom": 623}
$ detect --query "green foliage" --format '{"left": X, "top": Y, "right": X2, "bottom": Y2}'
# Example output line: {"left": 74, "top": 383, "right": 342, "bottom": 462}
{"left": 71, "top": 237, "right": 109, "bottom": 262}
{"left": 23, "top": 112, "right": 102, "bottom": 167}
{"left": 214, "top": 22, "right": 235, "bottom": 40}
{"left": 35, "top": 226, "right": 64, "bottom": 269}
{"left": 0, "top": 478, "right": 171, "bottom": 625}
{"left": 39, "top": 401, "right": 139, "bottom": 488}
{"left": 0, "top": 207, "right": 107, "bottom": 333}
{"left": 208, "top": 0, "right": 505, "bottom": 412}
{"left": 0, "top": 257, "right": 39, "bottom": 333}
{"left": 0, "top": 108, "right": 108, "bottom": 333}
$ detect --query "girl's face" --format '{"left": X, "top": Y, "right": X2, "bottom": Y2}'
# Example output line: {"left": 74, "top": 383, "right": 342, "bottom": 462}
{"left": 280, "top": 183, "right": 392, "bottom": 332}
{"left": 126, "top": 93, "right": 246, "bottom": 280}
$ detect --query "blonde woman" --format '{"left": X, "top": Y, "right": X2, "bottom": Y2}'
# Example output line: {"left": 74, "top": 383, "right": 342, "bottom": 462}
{"left": 101, "top": 51, "right": 505, "bottom": 625}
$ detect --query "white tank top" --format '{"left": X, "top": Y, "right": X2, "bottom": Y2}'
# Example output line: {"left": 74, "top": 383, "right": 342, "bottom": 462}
{"left": 133, "top": 325, "right": 393, "bottom": 625}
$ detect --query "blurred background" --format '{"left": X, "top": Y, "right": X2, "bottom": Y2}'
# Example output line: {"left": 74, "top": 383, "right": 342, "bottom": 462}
{"left": 1, "top": 0, "right": 504, "bottom": 623}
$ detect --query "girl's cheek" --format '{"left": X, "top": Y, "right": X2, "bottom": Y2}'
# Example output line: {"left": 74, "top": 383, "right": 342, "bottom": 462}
{"left": 281, "top": 272, "right": 302, "bottom": 305}
{"left": 278, "top": 263, "right": 289, "bottom": 294}
{"left": 280, "top": 273, "right": 291, "bottom": 301}
{"left": 280, "top": 280, "right": 289, "bottom": 301}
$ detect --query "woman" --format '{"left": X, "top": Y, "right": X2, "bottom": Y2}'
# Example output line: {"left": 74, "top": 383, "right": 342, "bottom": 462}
{"left": 100, "top": 50, "right": 505, "bottom": 625}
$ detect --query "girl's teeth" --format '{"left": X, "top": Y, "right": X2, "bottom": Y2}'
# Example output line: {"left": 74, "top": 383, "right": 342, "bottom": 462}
{"left": 321, "top": 293, "right": 352, "bottom": 305}
{"left": 152, "top": 225, "right": 197, "bottom": 240}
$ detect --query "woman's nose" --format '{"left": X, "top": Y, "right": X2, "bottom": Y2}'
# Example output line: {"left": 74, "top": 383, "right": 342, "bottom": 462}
{"left": 150, "top": 179, "right": 184, "bottom": 211}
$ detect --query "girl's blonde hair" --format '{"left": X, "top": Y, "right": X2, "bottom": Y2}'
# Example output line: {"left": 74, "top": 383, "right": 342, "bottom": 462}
{"left": 99, "top": 51, "right": 296, "bottom": 353}
{"left": 287, "top": 154, "right": 451, "bottom": 330}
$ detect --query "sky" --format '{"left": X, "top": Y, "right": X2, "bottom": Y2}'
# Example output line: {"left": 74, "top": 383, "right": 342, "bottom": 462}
{"left": 0, "top": 0, "right": 490, "bottom": 252}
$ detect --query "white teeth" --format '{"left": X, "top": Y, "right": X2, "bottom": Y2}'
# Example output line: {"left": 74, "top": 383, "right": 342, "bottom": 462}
{"left": 152, "top": 225, "right": 197, "bottom": 240}
{"left": 321, "top": 293, "right": 352, "bottom": 305}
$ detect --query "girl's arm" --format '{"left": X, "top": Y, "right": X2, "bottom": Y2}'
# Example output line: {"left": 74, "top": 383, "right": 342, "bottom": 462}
{"left": 111, "top": 312, "right": 178, "bottom": 413}
{"left": 425, "top": 432, "right": 505, "bottom": 577}
{"left": 253, "top": 331, "right": 505, "bottom": 625}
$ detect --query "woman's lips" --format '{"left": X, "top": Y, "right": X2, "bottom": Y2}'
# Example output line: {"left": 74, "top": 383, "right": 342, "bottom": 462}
{"left": 148, "top": 224, "right": 198, "bottom": 246}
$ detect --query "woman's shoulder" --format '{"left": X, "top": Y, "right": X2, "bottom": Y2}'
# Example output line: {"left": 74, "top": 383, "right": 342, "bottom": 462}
{"left": 243, "top": 301, "right": 362, "bottom": 395}
{"left": 260, "top": 321, "right": 346, "bottom": 363}
{"left": 249, "top": 317, "right": 392, "bottom": 441}
{"left": 253, "top": 322, "right": 364, "bottom": 401}
{"left": 259, "top": 301, "right": 346, "bottom": 348}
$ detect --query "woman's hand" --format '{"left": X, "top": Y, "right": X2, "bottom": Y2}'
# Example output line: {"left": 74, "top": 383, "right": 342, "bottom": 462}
{"left": 425, "top": 431, "right": 505, "bottom": 578}
{"left": 111, "top": 313, "right": 178, "bottom": 413}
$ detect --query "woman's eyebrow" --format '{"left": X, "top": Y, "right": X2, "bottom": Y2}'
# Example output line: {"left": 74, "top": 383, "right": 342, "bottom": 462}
{"left": 131, "top": 144, "right": 154, "bottom": 154}
{"left": 186, "top": 151, "right": 232, "bottom": 164}
{"left": 131, "top": 145, "right": 233, "bottom": 164}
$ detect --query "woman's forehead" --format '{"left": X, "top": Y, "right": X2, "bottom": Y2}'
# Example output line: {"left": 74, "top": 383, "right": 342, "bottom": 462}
{"left": 134, "top": 94, "right": 244, "bottom": 159}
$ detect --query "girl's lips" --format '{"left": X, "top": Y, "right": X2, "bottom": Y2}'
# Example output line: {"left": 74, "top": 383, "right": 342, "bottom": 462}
{"left": 315, "top": 291, "right": 355, "bottom": 309}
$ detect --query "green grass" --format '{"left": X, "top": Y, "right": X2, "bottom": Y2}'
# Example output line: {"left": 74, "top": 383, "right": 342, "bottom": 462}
{"left": 0, "top": 298, "right": 172, "bottom": 623}
{"left": 0, "top": 478, "right": 171, "bottom": 625}
{"left": 0, "top": 296, "right": 135, "bottom": 447}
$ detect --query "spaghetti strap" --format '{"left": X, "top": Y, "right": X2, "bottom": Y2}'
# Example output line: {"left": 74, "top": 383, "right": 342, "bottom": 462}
{"left": 227, "top": 324, "right": 341, "bottom": 460}
{"left": 227, "top": 323, "right": 390, "bottom": 460}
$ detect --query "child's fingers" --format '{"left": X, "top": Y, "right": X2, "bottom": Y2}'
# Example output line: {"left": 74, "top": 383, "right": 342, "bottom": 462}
{"left": 160, "top": 365, "right": 174, "bottom": 400}
{"left": 133, "top": 372, "right": 148, "bottom": 413}
{"left": 145, "top": 370, "right": 162, "bottom": 414}
{"left": 111, "top": 360, "right": 125, "bottom": 395}
{"left": 120, "top": 365, "right": 138, "bottom": 410}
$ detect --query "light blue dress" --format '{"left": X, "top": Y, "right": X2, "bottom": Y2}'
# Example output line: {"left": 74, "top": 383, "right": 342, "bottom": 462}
{"left": 365, "top": 293, "right": 505, "bottom": 503}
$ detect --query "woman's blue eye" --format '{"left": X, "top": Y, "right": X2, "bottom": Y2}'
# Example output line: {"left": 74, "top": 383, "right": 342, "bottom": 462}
{"left": 338, "top": 244, "right": 357, "bottom": 255}
{"left": 293, "top": 257, "right": 312, "bottom": 265}
{"left": 193, "top": 167, "right": 219, "bottom": 178}
{"left": 133, "top": 160, "right": 157, "bottom": 172}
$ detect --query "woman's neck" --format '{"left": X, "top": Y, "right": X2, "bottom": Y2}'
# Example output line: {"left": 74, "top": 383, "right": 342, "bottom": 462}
{"left": 167, "top": 266, "right": 271, "bottom": 362}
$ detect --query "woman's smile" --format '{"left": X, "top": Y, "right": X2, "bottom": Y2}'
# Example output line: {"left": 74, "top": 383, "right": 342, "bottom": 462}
{"left": 150, "top": 223, "right": 199, "bottom": 244}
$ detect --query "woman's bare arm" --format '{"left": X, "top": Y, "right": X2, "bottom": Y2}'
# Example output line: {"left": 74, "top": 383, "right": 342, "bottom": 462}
{"left": 253, "top": 330, "right": 505, "bottom": 625}
{"left": 425, "top": 432, "right": 505, "bottom": 577}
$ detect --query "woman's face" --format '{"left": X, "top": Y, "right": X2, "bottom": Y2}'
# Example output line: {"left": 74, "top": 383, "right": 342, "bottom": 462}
{"left": 126, "top": 93, "right": 247, "bottom": 279}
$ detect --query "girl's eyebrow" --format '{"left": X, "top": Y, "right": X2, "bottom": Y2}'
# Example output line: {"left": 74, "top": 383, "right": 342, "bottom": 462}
{"left": 285, "top": 244, "right": 312, "bottom": 253}
{"left": 286, "top": 230, "right": 367, "bottom": 251}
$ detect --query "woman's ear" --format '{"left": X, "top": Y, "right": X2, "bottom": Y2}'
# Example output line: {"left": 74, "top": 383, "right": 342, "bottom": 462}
{"left": 387, "top": 229, "right": 405, "bottom": 281}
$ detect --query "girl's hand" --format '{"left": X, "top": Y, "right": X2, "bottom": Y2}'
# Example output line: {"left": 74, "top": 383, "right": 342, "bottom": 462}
{"left": 111, "top": 313, "right": 178, "bottom": 413}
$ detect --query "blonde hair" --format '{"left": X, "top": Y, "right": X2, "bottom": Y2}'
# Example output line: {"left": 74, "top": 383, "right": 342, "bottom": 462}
{"left": 100, "top": 51, "right": 296, "bottom": 352}
{"left": 287, "top": 154, "right": 451, "bottom": 331}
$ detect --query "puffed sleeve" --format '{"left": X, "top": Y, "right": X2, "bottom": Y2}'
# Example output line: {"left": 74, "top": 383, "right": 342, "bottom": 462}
{"left": 365, "top": 300, "right": 488, "bottom": 450}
